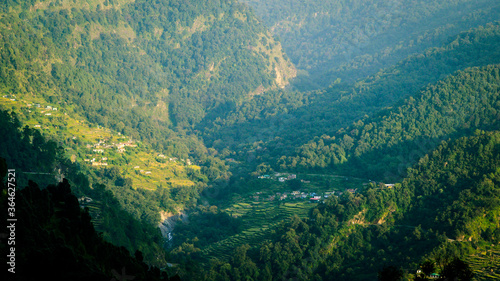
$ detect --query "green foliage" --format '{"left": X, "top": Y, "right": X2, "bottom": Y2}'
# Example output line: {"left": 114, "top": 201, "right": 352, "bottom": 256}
{"left": 187, "top": 132, "right": 500, "bottom": 280}
{"left": 0, "top": 109, "right": 169, "bottom": 266}
{"left": 0, "top": 0, "right": 290, "bottom": 165}
{"left": 242, "top": 0, "right": 500, "bottom": 89}
{"left": 0, "top": 110, "right": 60, "bottom": 187}
{"left": 202, "top": 22, "right": 500, "bottom": 173}
{"left": 282, "top": 63, "right": 500, "bottom": 181}
{"left": 3, "top": 1, "right": 500, "bottom": 280}
{"left": 0, "top": 172, "right": 178, "bottom": 280}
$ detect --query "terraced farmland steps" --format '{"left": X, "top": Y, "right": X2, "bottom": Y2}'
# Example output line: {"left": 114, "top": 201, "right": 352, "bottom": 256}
{"left": 199, "top": 202, "right": 312, "bottom": 262}
{"left": 465, "top": 245, "right": 500, "bottom": 280}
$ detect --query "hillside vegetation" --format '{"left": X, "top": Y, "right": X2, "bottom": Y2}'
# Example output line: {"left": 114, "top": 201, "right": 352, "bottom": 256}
{"left": 242, "top": 0, "right": 500, "bottom": 89}
{"left": 201, "top": 22, "right": 500, "bottom": 172}
{"left": 189, "top": 130, "right": 500, "bottom": 281}
{"left": 2, "top": 0, "right": 500, "bottom": 280}
{"left": 0, "top": 0, "right": 294, "bottom": 149}
{"left": 281, "top": 64, "right": 500, "bottom": 180}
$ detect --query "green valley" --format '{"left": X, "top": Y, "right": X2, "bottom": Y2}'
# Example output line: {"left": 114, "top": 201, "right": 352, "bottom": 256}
{"left": 1, "top": 0, "right": 500, "bottom": 280}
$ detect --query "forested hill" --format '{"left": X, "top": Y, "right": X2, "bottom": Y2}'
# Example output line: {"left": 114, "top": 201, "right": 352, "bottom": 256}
{"left": 201, "top": 22, "right": 500, "bottom": 168}
{"left": 241, "top": 0, "right": 500, "bottom": 89}
{"left": 3, "top": 1, "right": 500, "bottom": 280}
{"left": 280, "top": 64, "right": 500, "bottom": 181}
{"left": 0, "top": 0, "right": 295, "bottom": 151}
{"left": 196, "top": 131, "right": 500, "bottom": 281}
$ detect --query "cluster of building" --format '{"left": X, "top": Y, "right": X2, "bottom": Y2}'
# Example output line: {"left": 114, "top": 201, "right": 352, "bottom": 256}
{"left": 251, "top": 189, "right": 357, "bottom": 203}
{"left": 258, "top": 173, "right": 297, "bottom": 182}
{"left": 157, "top": 154, "right": 192, "bottom": 165}
{"left": 85, "top": 138, "right": 137, "bottom": 154}
{"left": 84, "top": 157, "right": 109, "bottom": 166}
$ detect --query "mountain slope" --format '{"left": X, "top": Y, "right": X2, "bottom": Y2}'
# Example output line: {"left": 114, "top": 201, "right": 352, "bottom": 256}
{"left": 0, "top": 166, "right": 180, "bottom": 280}
{"left": 283, "top": 64, "right": 500, "bottom": 180}
{"left": 0, "top": 0, "right": 295, "bottom": 146}
{"left": 199, "top": 22, "right": 500, "bottom": 171}
{"left": 241, "top": 0, "right": 500, "bottom": 89}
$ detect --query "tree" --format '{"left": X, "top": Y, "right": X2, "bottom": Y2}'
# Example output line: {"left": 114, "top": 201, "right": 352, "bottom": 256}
{"left": 440, "top": 257, "right": 473, "bottom": 281}
{"left": 378, "top": 266, "right": 403, "bottom": 281}
{"left": 421, "top": 260, "right": 435, "bottom": 276}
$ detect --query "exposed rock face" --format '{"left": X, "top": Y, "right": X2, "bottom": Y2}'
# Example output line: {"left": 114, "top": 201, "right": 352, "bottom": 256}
{"left": 158, "top": 211, "right": 189, "bottom": 243}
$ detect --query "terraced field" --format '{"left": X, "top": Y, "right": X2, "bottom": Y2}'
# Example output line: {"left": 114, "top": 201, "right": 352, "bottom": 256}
{"left": 82, "top": 200, "right": 104, "bottom": 230}
{"left": 199, "top": 201, "right": 312, "bottom": 262}
{"left": 465, "top": 245, "right": 500, "bottom": 280}
{"left": 0, "top": 95, "right": 197, "bottom": 191}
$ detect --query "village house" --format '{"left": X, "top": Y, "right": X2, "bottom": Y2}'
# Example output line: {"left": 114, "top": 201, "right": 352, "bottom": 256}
{"left": 310, "top": 196, "right": 321, "bottom": 203}
{"left": 324, "top": 191, "right": 335, "bottom": 198}
{"left": 78, "top": 196, "right": 93, "bottom": 204}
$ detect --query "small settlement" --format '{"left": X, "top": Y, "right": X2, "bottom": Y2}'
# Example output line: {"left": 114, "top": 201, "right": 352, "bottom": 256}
{"left": 254, "top": 172, "right": 362, "bottom": 203}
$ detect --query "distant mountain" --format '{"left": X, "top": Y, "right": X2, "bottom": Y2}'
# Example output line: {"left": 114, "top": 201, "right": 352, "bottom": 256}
{"left": 241, "top": 0, "right": 500, "bottom": 89}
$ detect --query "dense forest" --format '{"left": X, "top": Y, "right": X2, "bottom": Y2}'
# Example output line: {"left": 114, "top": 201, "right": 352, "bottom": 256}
{"left": 1, "top": 0, "right": 500, "bottom": 280}
{"left": 0, "top": 110, "right": 170, "bottom": 266}
{"left": 279, "top": 64, "right": 500, "bottom": 180}
{"left": 241, "top": 0, "right": 500, "bottom": 89}
{"left": 0, "top": 0, "right": 294, "bottom": 155}
{"left": 201, "top": 22, "right": 500, "bottom": 172}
